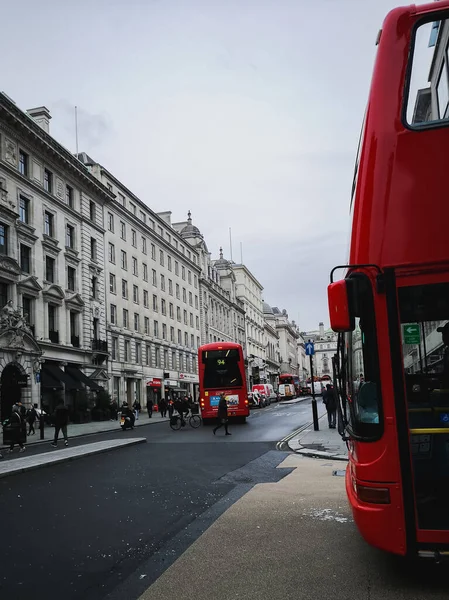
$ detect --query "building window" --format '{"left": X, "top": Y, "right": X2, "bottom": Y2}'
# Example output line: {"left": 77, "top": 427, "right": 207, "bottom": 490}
{"left": 190, "top": 313, "right": 193, "bottom": 327}
{"left": 133, "top": 285, "right": 139, "bottom": 303}
{"left": 146, "top": 345, "right": 151, "bottom": 366}
{"left": 191, "top": 334, "right": 194, "bottom": 347}
{"left": 169, "top": 303, "right": 174, "bottom": 319}
{"left": 110, "top": 304, "right": 117, "bottom": 324}
{"left": 109, "top": 273, "right": 116, "bottom": 294}
{"left": 91, "top": 276, "right": 98, "bottom": 299}
{"left": 182, "top": 288, "right": 187, "bottom": 303}
{"left": 134, "top": 313, "right": 140, "bottom": 331}
{"left": 108, "top": 212, "right": 114, "bottom": 232}
{"left": 197, "top": 336, "right": 200, "bottom": 348}
{"left": 0, "top": 224, "right": 8, "bottom": 256}
{"left": 169, "top": 279, "right": 173, "bottom": 296}
{"left": 175, "top": 261, "right": 179, "bottom": 276}
{"left": 44, "top": 168, "right": 53, "bottom": 193}
{"left": 67, "top": 266, "right": 76, "bottom": 291}
{"left": 196, "top": 316, "right": 199, "bottom": 329}
{"left": 162, "top": 323, "right": 167, "bottom": 340}
{"left": 151, "top": 244, "right": 156, "bottom": 260}
{"left": 130, "top": 202, "right": 136, "bottom": 215}
{"left": 158, "top": 226, "right": 163, "bottom": 237}
{"left": 144, "top": 290, "right": 149, "bottom": 308}
{"left": 144, "top": 316, "right": 150, "bottom": 334}
{"left": 184, "top": 310, "right": 188, "bottom": 325}
{"left": 66, "top": 185, "right": 73, "bottom": 208}
{"left": 154, "top": 321, "right": 159, "bottom": 338}
{"left": 135, "top": 342, "right": 141, "bottom": 363}
{"left": 123, "top": 309, "right": 129, "bottom": 328}
{"left": 155, "top": 347, "right": 160, "bottom": 367}
{"left": 142, "top": 263, "right": 148, "bottom": 282}
{"left": 124, "top": 340, "right": 130, "bottom": 361}
{"left": 152, "top": 269, "right": 157, "bottom": 286}
{"left": 107, "top": 182, "right": 113, "bottom": 192}
{"left": 45, "top": 256, "right": 55, "bottom": 282}
{"left": 177, "top": 306, "right": 181, "bottom": 321}
{"left": 19, "top": 244, "right": 30, "bottom": 273}
{"left": 160, "top": 250, "right": 164, "bottom": 266}
{"left": 142, "top": 237, "right": 147, "bottom": 254}
{"left": 48, "top": 304, "right": 57, "bottom": 339}
{"left": 44, "top": 211, "right": 54, "bottom": 237}
{"left": 140, "top": 210, "right": 146, "bottom": 223}
{"left": 65, "top": 224, "right": 75, "bottom": 248}
{"left": 90, "top": 237, "right": 97, "bottom": 261}
{"left": 168, "top": 256, "right": 172, "bottom": 271}
{"left": 182, "top": 266, "right": 186, "bottom": 280}
{"left": 132, "top": 229, "right": 137, "bottom": 247}
{"left": 120, "top": 221, "right": 126, "bottom": 240}
{"left": 188, "top": 270, "right": 192, "bottom": 284}
{"left": 172, "top": 351, "right": 177, "bottom": 369}
{"left": 118, "top": 192, "right": 125, "bottom": 206}
{"left": 0, "top": 283, "right": 8, "bottom": 309}
{"left": 22, "top": 296, "right": 33, "bottom": 331}
{"left": 153, "top": 295, "right": 158, "bottom": 311}
{"left": 132, "top": 257, "right": 138, "bottom": 276}
{"left": 178, "top": 329, "right": 182, "bottom": 344}
{"left": 195, "top": 295, "right": 198, "bottom": 309}
{"left": 107, "top": 244, "right": 115, "bottom": 265}
{"left": 19, "top": 196, "right": 29, "bottom": 223}
{"left": 111, "top": 336, "right": 118, "bottom": 359}
{"left": 89, "top": 201, "right": 96, "bottom": 221}
{"left": 160, "top": 274, "right": 165, "bottom": 291}
{"left": 194, "top": 275, "right": 198, "bottom": 289}
{"left": 150, "top": 219, "right": 155, "bottom": 230}
{"left": 121, "top": 250, "right": 127, "bottom": 270}
{"left": 19, "top": 150, "right": 28, "bottom": 176}
{"left": 176, "top": 284, "right": 180, "bottom": 299}
{"left": 170, "top": 326, "right": 175, "bottom": 342}
{"left": 189, "top": 292, "right": 193, "bottom": 306}
{"left": 161, "top": 299, "right": 166, "bottom": 315}
{"left": 122, "top": 279, "right": 128, "bottom": 299}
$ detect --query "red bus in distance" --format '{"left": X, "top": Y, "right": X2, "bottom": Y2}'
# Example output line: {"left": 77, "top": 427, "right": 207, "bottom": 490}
{"left": 198, "top": 342, "right": 249, "bottom": 423}
{"left": 328, "top": 1, "right": 449, "bottom": 559}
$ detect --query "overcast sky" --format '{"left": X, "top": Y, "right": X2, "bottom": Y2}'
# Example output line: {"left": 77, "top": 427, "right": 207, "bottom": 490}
{"left": 3, "top": 0, "right": 415, "bottom": 330}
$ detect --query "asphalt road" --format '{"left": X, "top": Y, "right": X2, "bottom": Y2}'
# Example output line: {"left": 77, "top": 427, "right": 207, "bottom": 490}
{"left": 0, "top": 399, "right": 313, "bottom": 600}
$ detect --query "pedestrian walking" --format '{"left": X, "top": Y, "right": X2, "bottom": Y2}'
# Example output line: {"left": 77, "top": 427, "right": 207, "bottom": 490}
{"left": 159, "top": 397, "right": 167, "bottom": 418}
{"left": 147, "top": 398, "right": 153, "bottom": 418}
{"left": 110, "top": 400, "right": 118, "bottom": 421}
{"left": 26, "top": 403, "right": 38, "bottom": 435}
{"left": 7, "top": 400, "right": 26, "bottom": 453}
{"left": 323, "top": 384, "right": 337, "bottom": 429}
{"left": 51, "top": 399, "right": 69, "bottom": 447}
{"left": 213, "top": 394, "right": 231, "bottom": 436}
{"left": 133, "top": 400, "right": 141, "bottom": 420}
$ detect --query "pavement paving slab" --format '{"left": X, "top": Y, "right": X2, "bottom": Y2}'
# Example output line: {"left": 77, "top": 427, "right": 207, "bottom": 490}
{"left": 137, "top": 455, "right": 448, "bottom": 600}
{"left": 0, "top": 437, "right": 146, "bottom": 478}
{"left": 289, "top": 414, "right": 348, "bottom": 460}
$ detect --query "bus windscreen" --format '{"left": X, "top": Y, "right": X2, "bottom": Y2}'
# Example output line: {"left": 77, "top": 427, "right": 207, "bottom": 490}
{"left": 202, "top": 349, "right": 243, "bottom": 389}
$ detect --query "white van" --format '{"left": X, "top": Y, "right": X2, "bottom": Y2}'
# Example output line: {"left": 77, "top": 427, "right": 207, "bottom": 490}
{"left": 278, "top": 383, "right": 296, "bottom": 399}
{"left": 252, "top": 384, "right": 276, "bottom": 402}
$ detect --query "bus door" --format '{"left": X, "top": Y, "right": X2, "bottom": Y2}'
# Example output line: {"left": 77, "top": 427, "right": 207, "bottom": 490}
{"left": 397, "top": 279, "right": 449, "bottom": 543}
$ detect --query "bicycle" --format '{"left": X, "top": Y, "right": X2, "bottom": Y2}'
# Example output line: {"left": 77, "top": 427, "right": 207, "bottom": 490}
{"left": 170, "top": 409, "right": 202, "bottom": 431}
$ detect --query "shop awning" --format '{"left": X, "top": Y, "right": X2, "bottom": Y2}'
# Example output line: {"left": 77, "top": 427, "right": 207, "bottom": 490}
{"left": 42, "top": 365, "right": 81, "bottom": 391}
{"left": 66, "top": 366, "right": 102, "bottom": 391}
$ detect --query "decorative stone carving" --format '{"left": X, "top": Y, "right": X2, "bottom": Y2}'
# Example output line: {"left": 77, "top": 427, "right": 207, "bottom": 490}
{"left": 0, "top": 300, "right": 32, "bottom": 334}
{"left": 0, "top": 256, "right": 21, "bottom": 276}
{"left": 56, "top": 178, "right": 64, "bottom": 199}
{"left": 5, "top": 139, "right": 17, "bottom": 166}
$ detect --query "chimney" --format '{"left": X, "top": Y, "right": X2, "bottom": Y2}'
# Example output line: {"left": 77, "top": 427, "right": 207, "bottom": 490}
{"left": 27, "top": 106, "right": 51, "bottom": 133}
{"left": 319, "top": 322, "right": 324, "bottom": 338}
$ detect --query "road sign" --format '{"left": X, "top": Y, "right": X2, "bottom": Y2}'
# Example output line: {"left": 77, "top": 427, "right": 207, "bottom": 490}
{"left": 403, "top": 324, "right": 420, "bottom": 345}
{"left": 305, "top": 342, "right": 315, "bottom": 356}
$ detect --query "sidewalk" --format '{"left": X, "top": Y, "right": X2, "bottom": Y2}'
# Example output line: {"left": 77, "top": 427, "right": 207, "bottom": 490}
{"left": 1, "top": 412, "right": 168, "bottom": 449}
{"left": 288, "top": 414, "right": 348, "bottom": 461}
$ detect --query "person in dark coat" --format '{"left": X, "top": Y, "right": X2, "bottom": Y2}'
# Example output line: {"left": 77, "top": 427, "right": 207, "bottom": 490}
{"left": 174, "top": 397, "right": 186, "bottom": 426}
{"left": 8, "top": 401, "right": 26, "bottom": 452}
{"left": 51, "top": 399, "right": 69, "bottom": 447}
{"left": 147, "top": 398, "right": 153, "bottom": 418}
{"left": 213, "top": 394, "right": 231, "bottom": 436}
{"left": 323, "top": 384, "right": 337, "bottom": 429}
{"left": 159, "top": 397, "right": 167, "bottom": 418}
{"left": 26, "top": 403, "right": 38, "bottom": 435}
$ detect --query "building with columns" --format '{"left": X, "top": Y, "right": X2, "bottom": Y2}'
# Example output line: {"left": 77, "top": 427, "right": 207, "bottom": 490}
{"left": 172, "top": 213, "right": 246, "bottom": 349}
{"left": 0, "top": 93, "right": 111, "bottom": 421}
{"left": 232, "top": 264, "right": 265, "bottom": 387}
{"left": 302, "top": 322, "right": 338, "bottom": 379}
{"left": 77, "top": 157, "right": 202, "bottom": 404}
{"left": 263, "top": 303, "right": 281, "bottom": 387}
{"left": 271, "top": 307, "right": 300, "bottom": 376}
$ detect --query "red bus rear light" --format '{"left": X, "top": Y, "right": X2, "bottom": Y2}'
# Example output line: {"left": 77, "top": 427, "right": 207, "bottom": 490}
{"left": 356, "top": 484, "right": 390, "bottom": 504}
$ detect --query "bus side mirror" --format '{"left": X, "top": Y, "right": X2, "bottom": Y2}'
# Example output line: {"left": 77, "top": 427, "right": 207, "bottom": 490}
{"left": 328, "top": 279, "right": 355, "bottom": 332}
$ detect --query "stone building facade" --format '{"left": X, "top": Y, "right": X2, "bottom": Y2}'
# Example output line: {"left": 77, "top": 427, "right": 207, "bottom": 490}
{"left": 77, "top": 156, "right": 202, "bottom": 404}
{"left": 302, "top": 322, "right": 338, "bottom": 379}
{"left": 0, "top": 93, "right": 111, "bottom": 420}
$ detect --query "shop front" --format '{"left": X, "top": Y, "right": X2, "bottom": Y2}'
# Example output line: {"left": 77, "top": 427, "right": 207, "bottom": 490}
{"left": 146, "top": 377, "right": 162, "bottom": 410}
{"left": 179, "top": 372, "right": 199, "bottom": 401}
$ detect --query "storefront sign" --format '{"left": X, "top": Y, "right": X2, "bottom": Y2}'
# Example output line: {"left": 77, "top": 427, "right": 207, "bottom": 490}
{"left": 179, "top": 373, "right": 198, "bottom": 382}
{"left": 164, "top": 379, "right": 178, "bottom": 387}
{"left": 146, "top": 378, "right": 162, "bottom": 387}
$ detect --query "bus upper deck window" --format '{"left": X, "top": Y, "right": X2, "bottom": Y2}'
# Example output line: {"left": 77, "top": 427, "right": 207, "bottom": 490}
{"left": 406, "top": 18, "right": 449, "bottom": 127}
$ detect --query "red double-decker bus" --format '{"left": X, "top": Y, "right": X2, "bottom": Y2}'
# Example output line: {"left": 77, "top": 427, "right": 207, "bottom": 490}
{"left": 198, "top": 342, "right": 249, "bottom": 423}
{"left": 328, "top": 2, "right": 449, "bottom": 559}
{"left": 278, "top": 374, "right": 300, "bottom": 396}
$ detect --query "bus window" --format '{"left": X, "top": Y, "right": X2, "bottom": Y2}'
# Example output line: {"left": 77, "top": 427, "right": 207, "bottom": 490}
{"left": 343, "top": 274, "right": 383, "bottom": 439}
{"left": 202, "top": 349, "right": 243, "bottom": 389}
{"left": 406, "top": 18, "right": 449, "bottom": 126}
